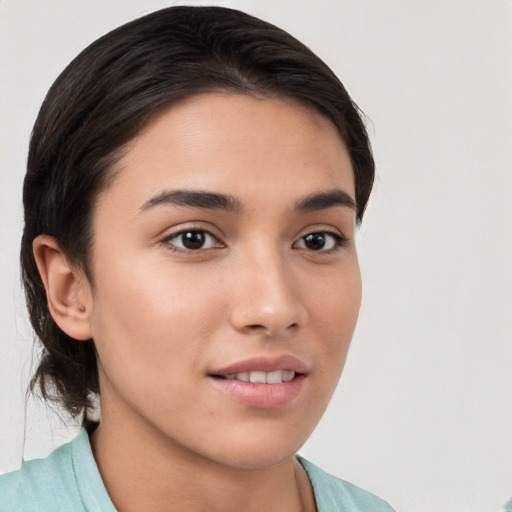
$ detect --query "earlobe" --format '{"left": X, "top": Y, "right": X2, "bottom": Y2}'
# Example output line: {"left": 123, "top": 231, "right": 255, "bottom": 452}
{"left": 33, "top": 235, "right": 93, "bottom": 341}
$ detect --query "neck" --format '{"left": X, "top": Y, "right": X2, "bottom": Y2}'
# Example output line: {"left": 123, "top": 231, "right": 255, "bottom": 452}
{"left": 90, "top": 411, "right": 315, "bottom": 512}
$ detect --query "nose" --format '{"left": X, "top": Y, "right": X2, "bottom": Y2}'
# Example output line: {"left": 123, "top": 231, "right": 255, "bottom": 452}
{"left": 228, "top": 248, "right": 307, "bottom": 337}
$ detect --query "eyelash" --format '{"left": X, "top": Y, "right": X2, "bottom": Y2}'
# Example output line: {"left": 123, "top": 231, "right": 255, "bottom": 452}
{"left": 293, "top": 231, "right": 347, "bottom": 252}
{"left": 161, "top": 229, "right": 347, "bottom": 254}
{"left": 161, "top": 229, "right": 222, "bottom": 253}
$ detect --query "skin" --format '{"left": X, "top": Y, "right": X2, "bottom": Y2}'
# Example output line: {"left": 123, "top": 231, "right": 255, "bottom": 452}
{"left": 35, "top": 93, "right": 362, "bottom": 512}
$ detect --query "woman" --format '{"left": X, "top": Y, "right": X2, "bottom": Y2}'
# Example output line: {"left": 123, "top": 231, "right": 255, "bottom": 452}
{"left": 0, "top": 6, "right": 395, "bottom": 511}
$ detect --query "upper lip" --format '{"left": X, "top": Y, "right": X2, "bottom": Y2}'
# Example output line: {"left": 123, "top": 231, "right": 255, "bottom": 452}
{"left": 209, "top": 354, "right": 309, "bottom": 376}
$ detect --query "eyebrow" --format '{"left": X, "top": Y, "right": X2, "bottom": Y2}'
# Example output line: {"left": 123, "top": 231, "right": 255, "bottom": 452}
{"left": 294, "top": 189, "right": 356, "bottom": 212}
{"left": 140, "top": 188, "right": 356, "bottom": 215}
{"left": 140, "top": 190, "right": 242, "bottom": 213}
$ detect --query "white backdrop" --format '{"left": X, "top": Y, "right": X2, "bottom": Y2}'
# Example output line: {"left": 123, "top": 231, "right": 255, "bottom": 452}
{"left": 1, "top": 1, "right": 511, "bottom": 511}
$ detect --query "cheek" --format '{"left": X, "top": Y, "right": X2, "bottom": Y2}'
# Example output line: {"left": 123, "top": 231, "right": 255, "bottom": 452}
{"left": 88, "top": 257, "right": 227, "bottom": 382}
{"left": 306, "top": 263, "right": 362, "bottom": 374}
{"left": 309, "top": 258, "right": 361, "bottom": 325}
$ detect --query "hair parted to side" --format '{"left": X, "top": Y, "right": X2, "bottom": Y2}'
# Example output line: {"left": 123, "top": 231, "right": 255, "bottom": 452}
{"left": 21, "top": 6, "right": 375, "bottom": 418}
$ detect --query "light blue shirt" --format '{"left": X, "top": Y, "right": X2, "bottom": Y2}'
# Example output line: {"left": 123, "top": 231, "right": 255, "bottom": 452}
{"left": 0, "top": 429, "right": 395, "bottom": 511}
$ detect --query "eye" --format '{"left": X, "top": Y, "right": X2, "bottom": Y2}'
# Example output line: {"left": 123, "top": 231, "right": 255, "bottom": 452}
{"left": 163, "top": 230, "right": 220, "bottom": 251}
{"left": 294, "top": 231, "right": 345, "bottom": 252}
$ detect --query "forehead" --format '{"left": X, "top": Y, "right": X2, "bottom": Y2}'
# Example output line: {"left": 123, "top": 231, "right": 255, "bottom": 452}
{"left": 101, "top": 93, "right": 354, "bottom": 210}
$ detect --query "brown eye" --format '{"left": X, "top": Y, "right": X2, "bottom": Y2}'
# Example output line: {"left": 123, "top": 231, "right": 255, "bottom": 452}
{"left": 181, "top": 231, "right": 206, "bottom": 249}
{"left": 304, "top": 233, "right": 327, "bottom": 250}
{"left": 165, "top": 230, "right": 219, "bottom": 251}
{"left": 294, "top": 232, "right": 344, "bottom": 252}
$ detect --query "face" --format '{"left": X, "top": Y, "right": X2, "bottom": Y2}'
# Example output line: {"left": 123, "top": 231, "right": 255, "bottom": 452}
{"left": 86, "top": 93, "right": 361, "bottom": 468}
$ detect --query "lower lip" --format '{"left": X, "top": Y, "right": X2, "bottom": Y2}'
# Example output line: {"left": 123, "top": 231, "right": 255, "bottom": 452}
{"left": 209, "top": 375, "right": 306, "bottom": 409}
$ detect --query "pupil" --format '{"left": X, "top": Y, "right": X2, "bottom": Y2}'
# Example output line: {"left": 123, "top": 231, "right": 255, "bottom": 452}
{"left": 183, "top": 231, "right": 205, "bottom": 249}
{"left": 304, "top": 233, "right": 325, "bottom": 250}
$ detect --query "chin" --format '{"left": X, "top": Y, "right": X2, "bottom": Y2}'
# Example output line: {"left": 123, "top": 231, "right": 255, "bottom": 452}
{"left": 216, "top": 449, "right": 296, "bottom": 470}
{"left": 203, "top": 427, "right": 308, "bottom": 470}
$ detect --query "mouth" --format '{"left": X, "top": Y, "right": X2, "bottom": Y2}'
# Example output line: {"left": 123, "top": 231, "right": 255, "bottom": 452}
{"left": 212, "top": 370, "right": 297, "bottom": 384}
{"left": 209, "top": 354, "right": 308, "bottom": 378}
{"left": 208, "top": 355, "right": 308, "bottom": 409}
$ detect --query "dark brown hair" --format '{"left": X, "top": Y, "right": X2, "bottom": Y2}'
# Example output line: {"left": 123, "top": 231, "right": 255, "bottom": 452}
{"left": 21, "top": 6, "right": 375, "bottom": 418}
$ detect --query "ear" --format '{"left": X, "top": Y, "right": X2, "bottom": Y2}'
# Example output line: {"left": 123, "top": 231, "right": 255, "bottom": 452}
{"left": 33, "top": 235, "right": 93, "bottom": 341}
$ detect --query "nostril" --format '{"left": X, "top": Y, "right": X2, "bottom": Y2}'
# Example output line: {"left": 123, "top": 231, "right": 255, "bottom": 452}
{"left": 244, "top": 322, "right": 298, "bottom": 334}
{"left": 246, "top": 324, "right": 265, "bottom": 331}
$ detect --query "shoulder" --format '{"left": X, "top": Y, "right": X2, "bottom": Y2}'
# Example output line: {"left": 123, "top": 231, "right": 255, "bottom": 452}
{"left": 0, "top": 435, "right": 83, "bottom": 511}
{"left": 0, "top": 428, "right": 114, "bottom": 512}
{"left": 297, "top": 456, "right": 396, "bottom": 512}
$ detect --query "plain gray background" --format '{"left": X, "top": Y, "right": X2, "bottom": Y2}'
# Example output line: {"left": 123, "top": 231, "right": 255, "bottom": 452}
{"left": 1, "top": 1, "right": 511, "bottom": 511}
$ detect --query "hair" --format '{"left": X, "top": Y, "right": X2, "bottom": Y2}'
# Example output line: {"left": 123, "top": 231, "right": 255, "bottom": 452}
{"left": 21, "top": 5, "right": 375, "bottom": 418}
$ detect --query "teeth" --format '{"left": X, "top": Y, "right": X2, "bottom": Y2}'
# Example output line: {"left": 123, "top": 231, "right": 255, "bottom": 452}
{"left": 224, "top": 370, "right": 296, "bottom": 384}
{"left": 249, "top": 371, "right": 267, "bottom": 383}
{"left": 266, "top": 370, "right": 284, "bottom": 384}
{"left": 282, "top": 370, "right": 295, "bottom": 382}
